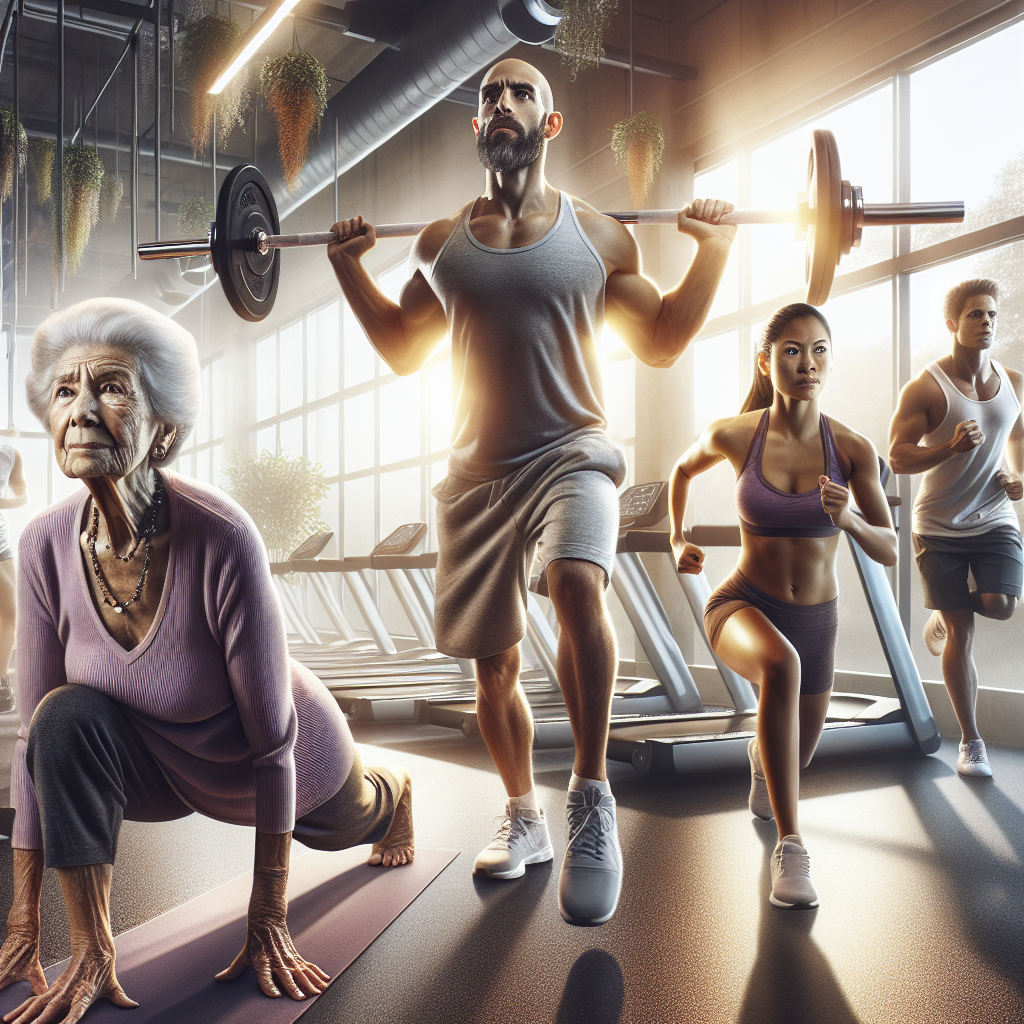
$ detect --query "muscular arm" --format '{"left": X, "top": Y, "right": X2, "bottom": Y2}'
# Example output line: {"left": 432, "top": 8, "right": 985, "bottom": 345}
{"left": 889, "top": 373, "right": 979, "bottom": 474}
{"left": 327, "top": 218, "right": 451, "bottom": 377}
{"left": 997, "top": 367, "right": 1024, "bottom": 500}
{"left": 823, "top": 430, "right": 897, "bottom": 566}
{"left": 597, "top": 202, "right": 736, "bottom": 368}
{"left": 0, "top": 452, "right": 28, "bottom": 510}
{"left": 669, "top": 422, "right": 729, "bottom": 573}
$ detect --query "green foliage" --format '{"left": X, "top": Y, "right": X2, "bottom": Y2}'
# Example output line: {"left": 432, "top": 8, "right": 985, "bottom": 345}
{"left": 99, "top": 176, "right": 124, "bottom": 224}
{"left": 175, "top": 8, "right": 249, "bottom": 153}
{"left": 260, "top": 50, "right": 329, "bottom": 191}
{"left": 224, "top": 449, "right": 330, "bottom": 561}
{"left": 554, "top": 0, "right": 617, "bottom": 80}
{"left": 611, "top": 110, "right": 664, "bottom": 207}
{"left": 29, "top": 137, "right": 55, "bottom": 204}
{"left": 177, "top": 195, "right": 215, "bottom": 238}
{"left": 0, "top": 109, "right": 27, "bottom": 203}
{"left": 53, "top": 145, "right": 105, "bottom": 275}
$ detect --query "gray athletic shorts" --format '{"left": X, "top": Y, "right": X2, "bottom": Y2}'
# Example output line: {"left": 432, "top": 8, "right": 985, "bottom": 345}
{"left": 432, "top": 433, "right": 627, "bottom": 660}
{"left": 913, "top": 527, "right": 1024, "bottom": 611}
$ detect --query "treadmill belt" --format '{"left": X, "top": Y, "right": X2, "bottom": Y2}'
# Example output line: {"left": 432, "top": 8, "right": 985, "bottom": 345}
{"left": 0, "top": 847, "right": 458, "bottom": 1024}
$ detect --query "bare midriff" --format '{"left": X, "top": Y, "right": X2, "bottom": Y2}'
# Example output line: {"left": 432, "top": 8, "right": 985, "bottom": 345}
{"left": 736, "top": 532, "right": 841, "bottom": 605}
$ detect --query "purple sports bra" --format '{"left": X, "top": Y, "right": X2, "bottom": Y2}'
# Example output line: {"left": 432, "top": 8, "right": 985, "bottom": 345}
{"left": 735, "top": 409, "right": 848, "bottom": 538}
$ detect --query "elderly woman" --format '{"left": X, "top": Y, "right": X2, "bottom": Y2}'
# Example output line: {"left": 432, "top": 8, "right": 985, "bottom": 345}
{"left": 0, "top": 298, "right": 414, "bottom": 1024}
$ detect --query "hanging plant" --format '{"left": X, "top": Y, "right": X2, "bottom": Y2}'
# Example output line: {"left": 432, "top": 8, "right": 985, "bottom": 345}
{"left": 175, "top": 10, "right": 249, "bottom": 153}
{"left": 0, "top": 110, "right": 27, "bottom": 204}
{"left": 554, "top": 0, "right": 617, "bottom": 80}
{"left": 224, "top": 450, "right": 330, "bottom": 563}
{"left": 99, "top": 176, "right": 124, "bottom": 224}
{"left": 611, "top": 111, "right": 664, "bottom": 208}
{"left": 260, "top": 50, "right": 328, "bottom": 192}
{"left": 177, "top": 195, "right": 215, "bottom": 238}
{"left": 52, "top": 144, "right": 105, "bottom": 276}
{"left": 29, "top": 138, "right": 56, "bottom": 205}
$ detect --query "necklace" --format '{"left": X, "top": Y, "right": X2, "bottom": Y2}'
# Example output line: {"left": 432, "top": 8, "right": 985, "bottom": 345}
{"left": 87, "top": 476, "right": 165, "bottom": 614}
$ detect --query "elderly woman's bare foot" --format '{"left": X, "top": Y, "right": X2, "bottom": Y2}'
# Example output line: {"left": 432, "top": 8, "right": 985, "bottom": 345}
{"left": 368, "top": 767, "right": 414, "bottom": 867}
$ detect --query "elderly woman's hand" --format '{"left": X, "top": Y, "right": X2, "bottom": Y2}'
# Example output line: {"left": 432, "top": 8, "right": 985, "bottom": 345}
{"left": 215, "top": 831, "right": 330, "bottom": 1000}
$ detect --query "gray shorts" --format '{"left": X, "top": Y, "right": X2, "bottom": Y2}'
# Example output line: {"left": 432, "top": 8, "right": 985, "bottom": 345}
{"left": 913, "top": 527, "right": 1024, "bottom": 611}
{"left": 432, "top": 433, "right": 627, "bottom": 659}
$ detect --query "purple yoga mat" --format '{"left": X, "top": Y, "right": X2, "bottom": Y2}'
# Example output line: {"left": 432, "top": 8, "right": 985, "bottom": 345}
{"left": 0, "top": 846, "right": 458, "bottom": 1024}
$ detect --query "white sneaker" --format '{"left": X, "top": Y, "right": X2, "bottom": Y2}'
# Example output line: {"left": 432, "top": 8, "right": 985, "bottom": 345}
{"left": 923, "top": 610, "right": 947, "bottom": 657}
{"left": 473, "top": 803, "right": 553, "bottom": 879}
{"left": 769, "top": 835, "right": 819, "bottom": 909}
{"left": 557, "top": 785, "right": 622, "bottom": 926}
{"left": 957, "top": 739, "right": 993, "bottom": 778}
{"left": 747, "top": 737, "right": 774, "bottom": 821}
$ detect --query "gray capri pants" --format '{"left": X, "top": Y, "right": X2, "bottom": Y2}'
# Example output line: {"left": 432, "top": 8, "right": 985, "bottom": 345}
{"left": 26, "top": 684, "right": 399, "bottom": 868}
{"left": 432, "top": 432, "right": 627, "bottom": 660}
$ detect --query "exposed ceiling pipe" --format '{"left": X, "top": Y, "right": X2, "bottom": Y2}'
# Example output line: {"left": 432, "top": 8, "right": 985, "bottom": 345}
{"left": 273, "top": 0, "right": 561, "bottom": 221}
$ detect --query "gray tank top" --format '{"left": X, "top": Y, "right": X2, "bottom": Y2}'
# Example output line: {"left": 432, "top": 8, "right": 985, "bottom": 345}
{"left": 913, "top": 359, "right": 1022, "bottom": 537}
{"left": 428, "top": 191, "right": 609, "bottom": 482}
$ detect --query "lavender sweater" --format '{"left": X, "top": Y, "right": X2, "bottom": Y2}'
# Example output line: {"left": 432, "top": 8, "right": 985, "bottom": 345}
{"left": 12, "top": 472, "right": 353, "bottom": 850}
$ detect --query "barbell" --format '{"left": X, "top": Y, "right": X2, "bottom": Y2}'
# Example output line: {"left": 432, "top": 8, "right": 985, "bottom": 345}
{"left": 138, "top": 129, "right": 964, "bottom": 322}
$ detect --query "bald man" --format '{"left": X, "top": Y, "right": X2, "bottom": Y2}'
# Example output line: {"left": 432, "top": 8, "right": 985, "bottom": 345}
{"left": 328, "top": 58, "right": 736, "bottom": 927}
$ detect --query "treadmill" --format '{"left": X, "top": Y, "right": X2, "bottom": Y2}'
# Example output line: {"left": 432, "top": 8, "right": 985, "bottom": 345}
{"left": 604, "top": 474, "right": 941, "bottom": 775}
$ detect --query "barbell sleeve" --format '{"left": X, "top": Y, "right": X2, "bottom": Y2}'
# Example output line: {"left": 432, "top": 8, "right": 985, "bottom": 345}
{"left": 860, "top": 202, "right": 964, "bottom": 226}
{"left": 139, "top": 238, "right": 212, "bottom": 259}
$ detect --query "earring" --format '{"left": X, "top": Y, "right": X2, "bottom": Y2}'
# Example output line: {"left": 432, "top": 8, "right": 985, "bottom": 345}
{"left": 152, "top": 444, "right": 167, "bottom": 461}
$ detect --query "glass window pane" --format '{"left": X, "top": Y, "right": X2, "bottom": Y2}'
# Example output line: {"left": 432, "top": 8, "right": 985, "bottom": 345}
{"left": 693, "top": 331, "right": 740, "bottom": 430}
{"left": 344, "top": 475, "right": 376, "bottom": 556}
{"left": 911, "top": 23, "right": 1024, "bottom": 250}
{"left": 694, "top": 159, "right": 740, "bottom": 318}
{"left": 379, "top": 466, "right": 422, "bottom": 537}
{"left": 603, "top": 357, "right": 635, "bottom": 444}
{"left": 210, "top": 357, "right": 225, "bottom": 440}
{"left": 12, "top": 338, "right": 34, "bottom": 433}
{"left": 279, "top": 321, "right": 304, "bottom": 413}
{"left": 429, "top": 360, "right": 452, "bottom": 453}
{"left": 196, "top": 362, "right": 212, "bottom": 445}
{"left": 344, "top": 391, "right": 375, "bottom": 473}
{"left": 308, "top": 302, "right": 340, "bottom": 401}
{"left": 308, "top": 403, "right": 340, "bottom": 477}
{"left": 0, "top": 331, "right": 10, "bottom": 429}
{"left": 279, "top": 414, "right": 303, "bottom": 459}
{"left": 344, "top": 304, "right": 376, "bottom": 387}
{"left": 255, "top": 334, "right": 276, "bottom": 422}
{"left": 210, "top": 443, "right": 225, "bottom": 490}
{"left": 255, "top": 424, "right": 276, "bottom": 454}
{"left": 379, "top": 376, "right": 421, "bottom": 465}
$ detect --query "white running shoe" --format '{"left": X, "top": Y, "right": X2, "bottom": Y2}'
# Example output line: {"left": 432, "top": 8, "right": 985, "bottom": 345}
{"left": 747, "top": 737, "right": 774, "bottom": 821}
{"left": 769, "top": 835, "right": 819, "bottom": 909}
{"left": 923, "top": 610, "right": 947, "bottom": 657}
{"left": 557, "top": 785, "right": 622, "bottom": 926}
{"left": 957, "top": 738, "right": 993, "bottom": 778}
{"left": 473, "top": 803, "right": 554, "bottom": 879}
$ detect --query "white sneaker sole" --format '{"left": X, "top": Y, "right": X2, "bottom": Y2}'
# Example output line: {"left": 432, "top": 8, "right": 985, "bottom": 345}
{"left": 473, "top": 844, "right": 554, "bottom": 880}
{"left": 769, "top": 892, "right": 819, "bottom": 909}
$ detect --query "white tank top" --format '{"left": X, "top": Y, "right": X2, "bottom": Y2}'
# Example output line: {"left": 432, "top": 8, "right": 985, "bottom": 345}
{"left": 913, "top": 359, "right": 1022, "bottom": 537}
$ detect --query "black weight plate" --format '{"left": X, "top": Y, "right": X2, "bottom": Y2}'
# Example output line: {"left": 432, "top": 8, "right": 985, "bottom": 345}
{"left": 210, "top": 164, "right": 280, "bottom": 322}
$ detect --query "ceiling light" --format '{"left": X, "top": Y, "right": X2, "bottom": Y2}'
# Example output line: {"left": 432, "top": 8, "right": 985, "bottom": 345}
{"left": 208, "top": 0, "right": 303, "bottom": 96}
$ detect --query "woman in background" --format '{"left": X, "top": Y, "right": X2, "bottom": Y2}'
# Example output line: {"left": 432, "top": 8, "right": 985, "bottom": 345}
{"left": 0, "top": 443, "right": 28, "bottom": 712}
{"left": 669, "top": 303, "right": 896, "bottom": 908}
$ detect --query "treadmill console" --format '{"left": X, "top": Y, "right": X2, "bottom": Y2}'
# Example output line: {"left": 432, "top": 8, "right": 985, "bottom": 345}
{"left": 371, "top": 523, "right": 428, "bottom": 557}
{"left": 619, "top": 482, "right": 668, "bottom": 530}
{"left": 288, "top": 531, "right": 334, "bottom": 560}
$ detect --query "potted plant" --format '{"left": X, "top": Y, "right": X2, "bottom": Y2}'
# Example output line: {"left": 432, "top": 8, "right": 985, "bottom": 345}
{"left": 52, "top": 144, "right": 104, "bottom": 275}
{"left": 260, "top": 49, "right": 328, "bottom": 191}
{"left": 175, "top": 11, "right": 249, "bottom": 154}
{"left": 29, "top": 137, "right": 55, "bottom": 204}
{"left": 0, "top": 109, "right": 27, "bottom": 203}
{"left": 224, "top": 449, "right": 330, "bottom": 563}
{"left": 611, "top": 110, "right": 664, "bottom": 208}
{"left": 554, "top": 0, "right": 617, "bottom": 80}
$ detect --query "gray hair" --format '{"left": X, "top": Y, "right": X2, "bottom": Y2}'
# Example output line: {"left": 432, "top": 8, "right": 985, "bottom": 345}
{"left": 27, "top": 298, "right": 201, "bottom": 463}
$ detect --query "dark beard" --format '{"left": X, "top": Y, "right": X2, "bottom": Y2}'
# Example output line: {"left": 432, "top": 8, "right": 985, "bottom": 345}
{"left": 476, "top": 120, "right": 545, "bottom": 175}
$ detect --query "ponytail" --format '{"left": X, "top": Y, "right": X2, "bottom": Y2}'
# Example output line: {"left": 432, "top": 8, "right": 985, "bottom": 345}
{"left": 740, "top": 302, "right": 831, "bottom": 414}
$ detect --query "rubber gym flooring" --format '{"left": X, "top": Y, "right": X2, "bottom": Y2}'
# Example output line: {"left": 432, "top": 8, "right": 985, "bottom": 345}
{"left": 1, "top": 716, "right": 1022, "bottom": 1024}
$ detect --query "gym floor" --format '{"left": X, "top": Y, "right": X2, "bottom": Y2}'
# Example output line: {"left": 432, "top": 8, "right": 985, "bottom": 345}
{"left": 1, "top": 716, "right": 1022, "bottom": 1024}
